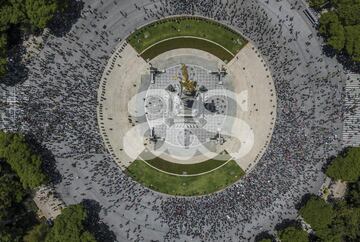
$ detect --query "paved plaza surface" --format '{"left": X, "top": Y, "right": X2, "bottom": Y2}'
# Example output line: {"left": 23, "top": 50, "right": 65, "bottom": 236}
{"left": 342, "top": 73, "right": 360, "bottom": 147}
{"left": 99, "top": 43, "right": 276, "bottom": 171}
{"left": 0, "top": 0, "right": 350, "bottom": 241}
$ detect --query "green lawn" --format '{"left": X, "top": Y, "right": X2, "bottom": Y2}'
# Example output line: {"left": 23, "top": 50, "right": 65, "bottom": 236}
{"left": 140, "top": 37, "right": 234, "bottom": 62}
{"left": 127, "top": 16, "right": 247, "bottom": 55}
{"left": 126, "top": 159, "right": 245, "bottom": 196}
{"left": 143, "top": 153, "right": 232, "bottom": 175}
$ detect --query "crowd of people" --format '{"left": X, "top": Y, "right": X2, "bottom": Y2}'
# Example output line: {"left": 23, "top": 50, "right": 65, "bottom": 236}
{"left": 0, "top": 0, "right": 348, "bottom": 241}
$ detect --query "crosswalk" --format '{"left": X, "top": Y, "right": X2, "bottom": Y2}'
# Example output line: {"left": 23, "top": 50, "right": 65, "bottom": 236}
{"left": 342, "top": 73, "right": 360, "bottom": 147}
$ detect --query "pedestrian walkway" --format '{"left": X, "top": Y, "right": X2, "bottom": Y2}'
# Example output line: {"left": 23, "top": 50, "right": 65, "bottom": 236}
{"left": 342, "top": 73, "right": 360, "bottom": 147}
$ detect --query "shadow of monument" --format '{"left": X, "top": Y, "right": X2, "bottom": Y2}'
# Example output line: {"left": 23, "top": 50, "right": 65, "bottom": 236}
{"left": 82, "top": 199, "right": 117, "bottom": 242}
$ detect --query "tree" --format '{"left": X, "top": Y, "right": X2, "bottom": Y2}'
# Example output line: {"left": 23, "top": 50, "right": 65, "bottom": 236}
{"left": 0, "top": 131, "right": 47, "bottom": 188}
{"left": 344, "top": 25, "right": 360, "bottom": 62}
{"left": 0, "top": 0, "right": 27, "bottom": 30}
{"left": 347, "top": 180, "right": 360, "bottom": 207}
{"left": 0, "top": 172, "right": 25, "bottom": 219}
{"left": 337, "top": 2, "right": 360, "bottom": 26}
{"left": 0, "top": 230, "right": 15, "bottom": 242}
{"left": 0, "top": 33, "right": 8, "bottom": 77}
{"left": 25, "top": 0, "right": 58, "bottom": 29}
{"left": 0, "top": 162, "right": 32, "bottom": 242}
{"left": 299, "top": 196, "right": 340, "bottom": 241}
{"left": 299, "top": 196, "right": 334, "bottom": 231}
{"left": 332, "top": 206, "right": 360, "bottom": 241}
{"left": 316, "top": 1, "right": 360, "bottom": 62}
{"left": 23, "top": 222, "right": 49, "bottom": 242}
{"left": 326, "top": 147, "right": 360, "bottom": 182}
{"left": 327, "top": 21, "right": 345, "bottom": 51}
{"left": 309, "top": 0, "right": 326, "bottom": 9}
{"left": 278, "top": 226, "right": 309, "bottom": 242}
{"left": 319, "top": 11, "right": 339, "bottom": 36}
{"left": 45, "top": 204, "right": 96, "bottom": 242}
{"left": 0, "top": 223, "right": 26, "bottom": 242}
{"left": 258, "top": 239, "right": 272, "bottom": 242}
{"left": 0, "top": 0, "right": 74, "bottom": 79}
{"left": 318, "top": 11, "right": 345, "bottom": 50}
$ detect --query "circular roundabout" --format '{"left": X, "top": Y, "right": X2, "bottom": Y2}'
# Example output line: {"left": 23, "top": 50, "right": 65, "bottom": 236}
{"left": 18, "top": 0, "right": 345, "bottom": 241}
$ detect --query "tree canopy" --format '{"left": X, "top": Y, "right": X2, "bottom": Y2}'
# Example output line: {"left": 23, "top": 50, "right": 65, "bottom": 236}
{"left": 23, "top": 222, "right": 49, "bottom": 242}
{"left": 25, "top": 0, "right": 58, "bottom": 29}
{"left": 258, "top": 239, "right": 272, "bottom": 242}
{"left": 326, "top": 147, "right": 360, "bottom": 182}
{"left": 299, "top": 196, "right": 334, "bottom": 231}
{"left": 0, "top": 161, "right": 35, "bottom": 242}
{"left": 0, "top": 0, "right": 69, "bottom": 78}
{"left": 299, "top": 196, "right": 341, "bottom": 241}
{"left": 344, "top": 25, "right": 360, "bottom": 62}
{"left": 309, "top": 0, "right": 326, "bottom": 9}
{"left": 0, "top": 172, "right": 25, "bottom": 218}
{"left": 347, "top": 180, "right": 360, "bottom": 207}
{"left": 316, "top": 0, "right": 360, "bottom": 62}
{"left": 278, "top": 226, "right": 309, "bottom": 242}
{"left": 0, "top": 131, "right": 47, "bottom": 188}
{"left": 298, "top": 195, "right": 360, "bottom": 242}
{"left": 44, "top": 204, "right": 96, "bottom": 242}
{"left": 332, "top": 205, "right": 360, "bottom": 241}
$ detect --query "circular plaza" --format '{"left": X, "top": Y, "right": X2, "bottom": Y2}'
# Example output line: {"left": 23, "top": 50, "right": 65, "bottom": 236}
{"left": 15, "top": 0, "right": 345, "bottom": 241}
{"left": 97, "top": 16, "right": 277, "bottom": 195}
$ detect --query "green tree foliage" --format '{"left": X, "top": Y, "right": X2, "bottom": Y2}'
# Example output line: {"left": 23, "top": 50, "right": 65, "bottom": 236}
{"left": 336, "top": 2, "right": 360, "bottom": 26}
{"left": 23, "top": 222, "right": 49, "bottom": 242}
{"left": 0, "top": 230, "right": 16, "bottom": 242}
{"left": 0, "top": 131, "right": 47, "bottom": 188}
{"left": 347, "top": 180, "right": 360, "bottom": 207}
{"left": 25, "top": 0, "right": 58, "bottom": 29}
{"left": 299, "top": 196, "right": 340, "bottom": 241}
{"left": 258, "top": 239, "right": 272, "bottom": 242}
{"left": 345, "top": 25, "right": 360, "bottom": 62}
{"left": 45, "top": 204, "right": 96, "bottom": 242}
{"left": 0, "top": 162, "right": 31, "bottom": 242}
{"left": 300, "top": 196, "right": 334, "bottom": 231}
{"left": 0, "top": 162, "right": 25, "bottom": 218}
{"left": 0, "top": 173, "right": 25, "bottom": 219}
{"left": 278, "top": 226, "right": 309, "bottom": 242}
{"left": 319, "top": 12, "right": 345, "bottom": 51}
{"left": 0, "top": 0, "right": 26, "bottom": 31}
{"left": 316, "top": 0, "right": 360, "bottom": 62}
{"left": 0, "top": 33, "right": 8, "bottom": 77}
{"left": 319, "top": 11, "right": 340, "bottom": 36}
{"left": 326, "top": 147, "right": 360, "bottom": 182}
{"left": 327, "top": 21, "right": 345, "bottom": 50}
{"left": 309, "top": 0, "right": 326, "bottom": 9}
{"left": 298, "top": 195, "right": 360, "bottom": 242}
{"left": 332, "top": 206, "right": 360, "bottom": 240}
{"left": 0, "top": 0, "right": 68, "bottom": 78}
